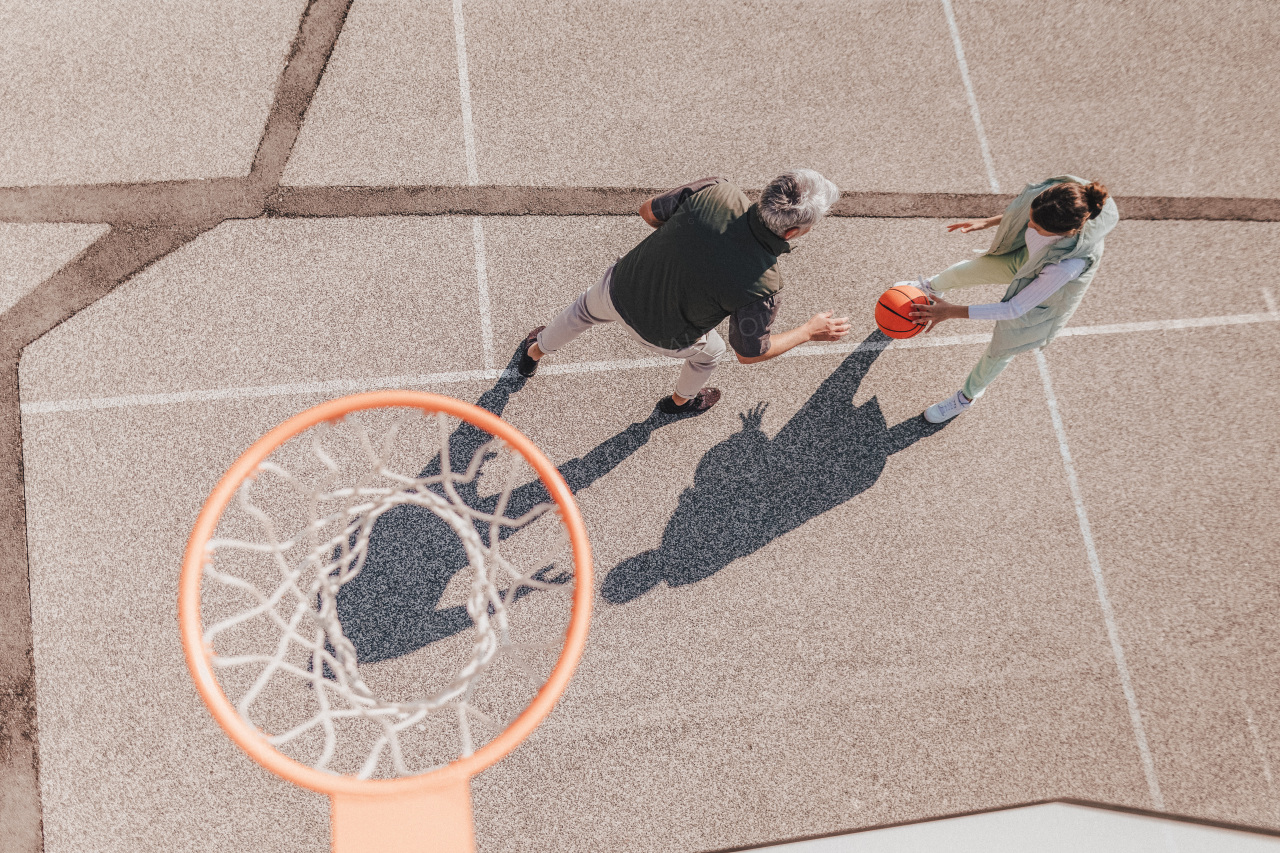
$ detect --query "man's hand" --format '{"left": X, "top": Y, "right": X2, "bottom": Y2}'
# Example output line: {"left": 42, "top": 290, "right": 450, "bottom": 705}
{"left": 735, "top": 311, "right": 850, "bottom": 364}
{"left": 908, "top": 295, "right": 966, "bottom": 333}
{"left": 804, "top": 311, "right": 851, "bottom": 342}
{"left": 946, "top": 215, "right": 1000, "bottom": 233}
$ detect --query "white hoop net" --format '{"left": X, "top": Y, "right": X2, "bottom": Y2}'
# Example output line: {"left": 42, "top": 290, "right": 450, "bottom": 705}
{"left": 196, "top": 405, "right": 578, "bottom": 780}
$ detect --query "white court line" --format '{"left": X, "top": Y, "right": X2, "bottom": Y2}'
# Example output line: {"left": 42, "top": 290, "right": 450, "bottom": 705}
{"left": 1058, "top": 312, "right": 1277, "bottom": 337}
{"left": 471, "top": 217, "right": 496, "bottom": 375}
{"left": 19, "top": 311, "right": 1279, "bottom": 415}
{"left": 1035, "top": 349, "right": 1165, "bottom": 810}
{"left": 451, "top": 0, "right": 479, "bottom": 185}
{"left": 452, "top": 4, "right": 496, "bottom": 376}
{"left": 1242, "top": 691, "right": 1279, "bottom": 813}
{"left": 1263, "top": 287, "right": 1278, "bottom": 317}
{"left": 784, "top": 331, "right": 992, "bottom": 358}
{"left": 941, "top": 0, "right": 1000, "bottom": 193}
{"left": 18, "top": 370, "right": 493, "bottom": 414}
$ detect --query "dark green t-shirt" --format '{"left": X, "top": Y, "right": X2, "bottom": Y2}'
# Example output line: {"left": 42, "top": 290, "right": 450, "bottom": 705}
{"left": 610, "top": 179, "right": 790, "bottom": 351}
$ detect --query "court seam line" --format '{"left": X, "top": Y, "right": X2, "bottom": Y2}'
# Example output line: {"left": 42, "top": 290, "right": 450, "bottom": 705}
{"left": 1035, "top": 349, "right": 1165, "bottom": 810}
{"left": 941, "top": 0, "right": 1000, "bottom": 193}
{"left": 18, "top": 311, "right": 1277, "bottom": 415}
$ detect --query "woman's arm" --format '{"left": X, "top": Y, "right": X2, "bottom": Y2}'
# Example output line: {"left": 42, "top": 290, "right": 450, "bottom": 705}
{"left": 946, "top": 214, "right": 1002, "bottom": 233}
{"left": 910, "top": 258, "right": 1086, "bottom": 330}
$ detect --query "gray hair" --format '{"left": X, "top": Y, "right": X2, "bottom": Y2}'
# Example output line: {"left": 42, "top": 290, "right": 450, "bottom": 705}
{"left": 757, "top": 169, "right": 840, "bottom": 237}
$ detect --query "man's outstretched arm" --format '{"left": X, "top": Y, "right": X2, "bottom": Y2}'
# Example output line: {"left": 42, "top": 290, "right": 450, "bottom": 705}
{"left": 735, "top": 312, "right": 851, "bottom": 364}
{"left": 729, "top": 295, "right": 850, "bottom": 364}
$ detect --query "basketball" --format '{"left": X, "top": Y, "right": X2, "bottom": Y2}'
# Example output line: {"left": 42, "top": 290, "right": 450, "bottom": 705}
{"left": 875, "top": 284, "right": 929, "bottom": 339}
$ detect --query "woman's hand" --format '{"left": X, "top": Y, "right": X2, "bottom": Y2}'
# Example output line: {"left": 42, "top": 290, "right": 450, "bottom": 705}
{"left": 946, "top": 215, "right": 1000, "bottom": 233}
{"left": 909, "top": 295, "right": 967, "bottom": 333}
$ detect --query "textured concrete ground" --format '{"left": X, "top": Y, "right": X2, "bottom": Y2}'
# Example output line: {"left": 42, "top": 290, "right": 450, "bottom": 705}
{"left": 0, "top": 0, "right": 308, "bottom": 186}
{"left": 3, "top": 2, "right": 1279, "bottom": 853}
{"left": 15, "top": 217, "right": 1280, "bottom": 853}
{"left": 0, "top": 225, "right": 107, "bottom": 314}
{"left": 954, "top": 0, "right": 1280, "bottom": 198}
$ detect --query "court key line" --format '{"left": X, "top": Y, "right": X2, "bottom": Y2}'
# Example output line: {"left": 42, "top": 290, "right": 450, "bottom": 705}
{"left": 451, "top": 0, "right": 479, "bottom": 186}
{"left": 451, "top": 0, "right": 501, "bottom": 376}
{"left": 1241, "top": 691, "right": 1280, "bottom": 818}
{"left": 19, "top": 310, "right": 1277, "bottom": 415}
{"left": 941, "top": 0, "right": 1000, "bottom": 193}
{"left": 1036, "top": 349, "right": 1165, "bottom": 810}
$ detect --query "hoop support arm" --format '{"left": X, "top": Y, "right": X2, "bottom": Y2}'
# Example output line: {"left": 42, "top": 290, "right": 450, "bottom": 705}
{"left": 331, "top": 779, "right": 474, "bottom": 853}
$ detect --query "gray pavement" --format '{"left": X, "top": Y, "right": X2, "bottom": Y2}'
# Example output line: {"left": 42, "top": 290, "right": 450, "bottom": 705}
{"left": 955, "top": 0, "right": 1280, "bottom": 198}
{"left": 282, "top": 0, "right": 469, "bottom": 187}
{"left": 4, "top": 2, "right": 1280, "bottom": 852}
{"left": 286, "top": 0, "right": 991, "bottom": 192}
{"left": 0, "top": 224, "right": 106, "bottom": 313}
{"left": 280, "top": 0, "right": 1280, "bottom": 198}
{"left": 19, "top": 218, "right": 484, "bottom": 402}
{"left": 0, "top": 1, "right": 308, "bottom": 186}
{"left": 16, "top": 214, "right": 1280, "bottom": 852}
{"left": 1046, "top": 326, "right": 1280, "bottom": 829}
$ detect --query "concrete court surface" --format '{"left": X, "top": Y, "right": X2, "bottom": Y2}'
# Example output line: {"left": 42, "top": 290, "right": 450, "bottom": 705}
{"left": 0, "top": 225, "right": 107, "bottom": 314}
{"left": 15, "top": 215, "right": 1280, "bottom": 853}
{"left": 281, "top": 0, "right": 1280, "bottom": 197}
{"left": 3, "top": 1, "right": 1280, "bottom": 853}
{"left": 0, "top": 0, "right": 308, "bottom": 186}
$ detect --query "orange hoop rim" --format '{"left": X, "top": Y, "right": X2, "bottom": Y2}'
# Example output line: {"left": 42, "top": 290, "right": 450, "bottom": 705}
{"left": 179, "top": 390, "right": 593, "bottom": 796}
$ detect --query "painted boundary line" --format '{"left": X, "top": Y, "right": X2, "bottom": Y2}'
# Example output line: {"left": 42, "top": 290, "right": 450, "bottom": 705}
{"left": 471, "top": 217, "right": 496, "bottom": 374}
{"left": 1036, "top": 349, "right": 1165, "bottom": 810}
{"left": 450, "top": 0, "right": 498, "bottom": 377}
{"left": 1241, "top": 691, "right": 1280, "bottom": 820}
{"left": 451, "top": 0, "right": 479, "bottom": 186}
{"left": 940, "top": 0, "right": 999, "bottom": 193}
{"left": 20, "top": 311, "right": 1278, "bottom": 415}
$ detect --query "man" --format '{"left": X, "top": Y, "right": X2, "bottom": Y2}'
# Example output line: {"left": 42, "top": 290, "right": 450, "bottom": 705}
{"left": 518, "top": 169, "right": 850, "bottom": 414}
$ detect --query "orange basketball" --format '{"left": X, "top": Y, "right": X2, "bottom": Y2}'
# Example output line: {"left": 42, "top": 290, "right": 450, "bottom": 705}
{"left": 875, "top": 284, "right": 929, "bottom": 339}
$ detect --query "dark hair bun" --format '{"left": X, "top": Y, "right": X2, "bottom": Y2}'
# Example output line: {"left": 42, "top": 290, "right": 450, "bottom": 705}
{"left": 1084, "top": 181, "right": 1109, "bottom": 218}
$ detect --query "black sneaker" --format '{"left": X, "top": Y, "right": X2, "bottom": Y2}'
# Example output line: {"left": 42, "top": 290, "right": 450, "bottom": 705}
{"left": 517, "top": 326, "right": 546, "bottom": 377}
{"left": 658, "top": 387, "right": 721, "bottom": 415}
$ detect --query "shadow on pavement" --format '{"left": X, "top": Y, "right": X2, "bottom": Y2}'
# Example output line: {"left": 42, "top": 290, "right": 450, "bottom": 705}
{"left": 336, "top": 330, "right": 948, "bottom": 660}
{"left": 600, "top": 330, "right": 948, "bottom": 604}
{"left": 335, "top": 347, "right": 674, "bottom": 663}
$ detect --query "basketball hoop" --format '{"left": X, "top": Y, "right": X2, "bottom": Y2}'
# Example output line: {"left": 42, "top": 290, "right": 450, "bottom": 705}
{"left": 179, "top": 391, "right": 592, "bottom": 853}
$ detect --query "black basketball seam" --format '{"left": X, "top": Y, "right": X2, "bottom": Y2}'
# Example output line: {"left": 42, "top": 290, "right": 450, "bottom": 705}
{"left": 877, "top": 298, "right": 918, "bottom": 324}
{"left": 890, "top": 287, "right": 928, "bottom": 316}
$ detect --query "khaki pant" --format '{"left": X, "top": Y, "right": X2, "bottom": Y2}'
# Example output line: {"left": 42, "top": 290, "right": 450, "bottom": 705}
{"left": 931, "top": 247, "right": 1028, "bottom": 400}
{"left": 537, "top": 265, "right": 727, "bottom": 399}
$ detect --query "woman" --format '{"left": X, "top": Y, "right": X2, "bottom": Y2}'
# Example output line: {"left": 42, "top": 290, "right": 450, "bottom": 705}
{"left": 905, "top": 176, "right": 1118, "bottom": 423}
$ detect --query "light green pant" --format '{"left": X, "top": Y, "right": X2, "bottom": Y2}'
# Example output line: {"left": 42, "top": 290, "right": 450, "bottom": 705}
{"left": 930, "top": 248, "right": 1028, "bottom": 401}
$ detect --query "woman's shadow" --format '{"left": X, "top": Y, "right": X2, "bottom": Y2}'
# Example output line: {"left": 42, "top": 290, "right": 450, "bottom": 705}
{"left": 601, "top": 330, "right": 947, "bottom": 604}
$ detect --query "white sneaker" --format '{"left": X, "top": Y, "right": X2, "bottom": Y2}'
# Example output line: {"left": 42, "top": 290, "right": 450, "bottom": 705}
{"left": 924, "top": 390, "right": 972, "bottom": 423}
{"left": 895, "top": 275, "right": 937, "bottom": 298}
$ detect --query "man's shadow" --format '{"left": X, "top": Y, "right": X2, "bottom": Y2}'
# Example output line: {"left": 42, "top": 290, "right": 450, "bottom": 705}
{"left": 601, "top": 330, "right": 947, "bottom": 604}
{"left": 334, "top": 348, "right": 674, "bottom": 664}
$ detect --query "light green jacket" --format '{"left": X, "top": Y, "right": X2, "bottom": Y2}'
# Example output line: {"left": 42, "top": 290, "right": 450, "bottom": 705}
{"left": 985, "top": 175, "right": 1119, "bottom": 356}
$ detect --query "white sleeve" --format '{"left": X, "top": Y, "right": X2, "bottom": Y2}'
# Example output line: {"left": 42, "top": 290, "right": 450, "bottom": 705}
{"left": 967, "top": 258, "right": 1087, "bottom": 321}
